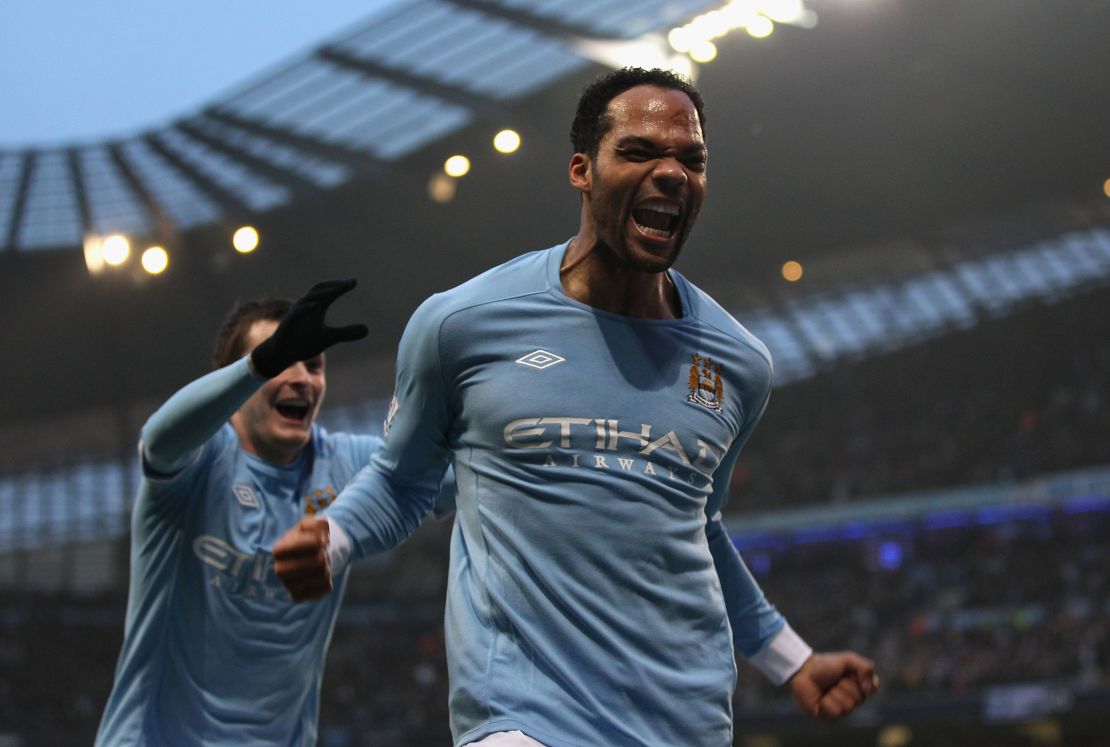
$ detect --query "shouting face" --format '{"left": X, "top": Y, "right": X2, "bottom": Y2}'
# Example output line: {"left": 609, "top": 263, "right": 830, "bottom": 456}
{"left": 231, "top": 319, "right": 326, "bottom": 464}
{"left": 572, "top": 84, "right": 708, "bottom": 273}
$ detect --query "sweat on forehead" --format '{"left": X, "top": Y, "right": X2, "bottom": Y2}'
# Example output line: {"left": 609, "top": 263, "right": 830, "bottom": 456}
{"left": 569, "top": 67, "right": 706, "bottom": 156}
{"left": 607, "top": 87, "right": 703, "bottom": 129}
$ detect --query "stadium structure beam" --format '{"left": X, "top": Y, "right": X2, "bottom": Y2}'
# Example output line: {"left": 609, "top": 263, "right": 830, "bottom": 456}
{"left": 107, "top": 142, "right": 178, "bottom": 240}
{"left": 317, "top": 46, "right": 507, "bottom": 118}
{"left": 66, "top": 147, "right": 93, "bottom": 239}
{"left": 142, "top": 133, "right": 253, "bottom": 218}
{"left": 441, "top": 0, "right": 623, "bottom": 41}
{"left": 176, "top": 118, "right": 320, "bottom": 199}
{"left": 203, "top": 109, "right": 385, "bottom": 176}
{"left": 4, "top": 151, "right": 35, "bottom": 252}
{"left": 765, "top": 288, "right": 827, "bottom": 373}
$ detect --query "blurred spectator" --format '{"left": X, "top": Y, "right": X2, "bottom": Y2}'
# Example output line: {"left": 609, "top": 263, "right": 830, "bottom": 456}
{"left": 735, "top": 288, "right": 1110, "bottom": 510}
{"left": 3, "top": 504, "right": 1106, "bottom": 744}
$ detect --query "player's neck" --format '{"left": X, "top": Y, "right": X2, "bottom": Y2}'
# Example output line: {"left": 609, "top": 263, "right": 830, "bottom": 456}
{"left": 560, "top": 236, "right": 681, "bottom": 319}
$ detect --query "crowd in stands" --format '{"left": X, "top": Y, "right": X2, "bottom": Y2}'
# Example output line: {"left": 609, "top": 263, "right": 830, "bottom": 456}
{"left": 733, "top": 508, "right": 1109, "bottom": 711}
{"left": 0, "top": 592, "right": 120, "bottom": 745}
{"left": 3, "top": 504, "right": 1106, "bottom": 745}
{"left": 732, "top": 287, "right": 1110, "bottom": 510}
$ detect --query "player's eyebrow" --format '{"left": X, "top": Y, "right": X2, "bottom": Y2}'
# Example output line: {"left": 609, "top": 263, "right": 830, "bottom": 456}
{"left": 614, "top": 135, "right": 707, "bottom": 156}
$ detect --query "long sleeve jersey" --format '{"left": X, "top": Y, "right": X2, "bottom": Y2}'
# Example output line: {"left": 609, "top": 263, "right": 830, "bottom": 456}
{"left": 327, "top": 242, "right": 809, "bottom": 747}
{"left": 96, "top": 357, "right": 380, "bottom": 746}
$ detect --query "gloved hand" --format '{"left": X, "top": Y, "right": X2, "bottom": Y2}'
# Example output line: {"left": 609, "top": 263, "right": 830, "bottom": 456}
{"left": 250, "top": 279, "right": 368, "bottom": 378}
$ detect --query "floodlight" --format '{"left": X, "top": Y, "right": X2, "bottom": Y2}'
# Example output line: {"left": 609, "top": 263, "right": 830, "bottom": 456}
{"left": 689, "top": 40, "right": 718, "bottom": 63}
{"left": 428, "top": 172, "right": 457, "bottom": 203}
{"left": 233, "top": 226, "right": 259, "bottom": 253}
{"left": 747, "top": 15, "right": 774, "bottom": 38}
{"left": 493, "top": 130, "right": 521, "bottom": 154}
{"left": 103, "top": 234, "right": 130, "bottom": 266}
{"left": 444, "top": 155, "right": 471, "bottom": 177}
{"left": 142, "top": 246, "right": 169, "bottom": 275}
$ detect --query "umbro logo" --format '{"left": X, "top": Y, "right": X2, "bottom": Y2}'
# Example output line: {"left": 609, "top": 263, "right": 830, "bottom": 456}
{"left": 515, "top": 349, "right": 565, "bottom": 370}
{"left": 233, "top": 484, "right": 261, "bottom": 509}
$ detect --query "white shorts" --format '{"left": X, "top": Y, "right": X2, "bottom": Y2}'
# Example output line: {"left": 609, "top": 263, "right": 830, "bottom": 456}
{"left": 463, "top": 730, "right": 548, "bottom": 747}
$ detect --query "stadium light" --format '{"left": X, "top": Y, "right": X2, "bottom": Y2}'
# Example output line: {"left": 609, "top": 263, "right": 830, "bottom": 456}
{"left": 689, "top": 40, "right": 718, "bottom": 63}
{"left": 233, "top": 226, "right": 259, "bottom": 254}
{"left": 572, "top": 36, "right": 694, "bottom": 79}
{"left": 493, "top": 129, "right": 521, "bottom": 154}
{"left": 746, "top": 15, "right": 774, "bottom": 38}
{"left": 444, "top": 155, "right": 471, "bottom": 177}
{"left": 83, "top": 235, "right": 106, "bottom": 275}
{"left": 668, "top": 28, "right": 694, "bottom": 53}
{"left": 667, "top": 1, "right": 814, "bottom": 61}
{"left": 102, "top": 234, "right": 131, "bottom": 266}
{"left": 761, "top": 0, "right": 809, "bottom": 25}
{"left": 428, "top": 172, "right": 457, "bottom": 203}
{"left": 142, "top": 246, "right": 169, "bottom": 275}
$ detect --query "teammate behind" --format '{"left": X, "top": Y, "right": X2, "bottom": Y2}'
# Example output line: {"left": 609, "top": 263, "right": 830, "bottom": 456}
{"left": 98, "top": 280, "right": 414, "bottom": 745}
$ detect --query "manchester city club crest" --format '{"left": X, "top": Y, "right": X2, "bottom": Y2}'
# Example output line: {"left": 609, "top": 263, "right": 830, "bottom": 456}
{"left": 686, "top": 354, "right": 725, "bottom": 412}
{"left": 304, "top": 486, "right": 337, "bottom": 516}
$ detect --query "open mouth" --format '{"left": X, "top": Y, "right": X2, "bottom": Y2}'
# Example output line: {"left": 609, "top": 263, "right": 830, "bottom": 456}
{"left": 632, "top": 200, "right": 680, "bottom": 240}
{"left": 275, "top": 399, "right": 311, "bottom": 423}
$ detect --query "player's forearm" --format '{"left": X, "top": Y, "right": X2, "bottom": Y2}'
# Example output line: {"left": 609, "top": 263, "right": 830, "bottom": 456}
{"left": 324, "top": 459, "right": 441, "bottom": 564}
{"left": 706, "top": 516, "right": 782, "bottom": 651}
{"left": 141, "top": 357, "right": 263, "bottom": 473}
{"left": 322, "top": 290, "right": 452, "bottom": 564}
{"left": 706, "top": 516, "right": 813, "bottom": 683}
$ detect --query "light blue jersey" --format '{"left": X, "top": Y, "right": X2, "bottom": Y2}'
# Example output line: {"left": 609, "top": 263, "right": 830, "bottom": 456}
{"left": 97, "top": 358, "right": 379, "bottom": 746}
{"left": 328, "top": 242, "right": 802, "bottom": 747}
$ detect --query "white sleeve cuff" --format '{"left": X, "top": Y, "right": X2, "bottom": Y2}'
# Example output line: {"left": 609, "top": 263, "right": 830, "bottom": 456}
{"left": 325, "top": 517, "right": 353, "bottom": 572}
{"left": 748, "top": 622, "right": 813, "bottom": 686}
{"left": 244, "top": 353, "right": 269, "bottom": 381}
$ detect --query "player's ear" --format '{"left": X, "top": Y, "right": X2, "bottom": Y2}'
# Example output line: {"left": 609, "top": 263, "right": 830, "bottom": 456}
{"left": 569, "top": 152, "right": 591, "bottom": 194}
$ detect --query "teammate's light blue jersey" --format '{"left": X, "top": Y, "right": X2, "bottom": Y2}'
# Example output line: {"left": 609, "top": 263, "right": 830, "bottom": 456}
{"left": 328, "top": 242, "right": 796, "bottom": 747}
{"left": 97, "top": 358, "right": 380, "bottom": 746}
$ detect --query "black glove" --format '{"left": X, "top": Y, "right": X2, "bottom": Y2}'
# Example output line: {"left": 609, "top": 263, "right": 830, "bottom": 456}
{"left": 250, "top": 279, "right": 369, "bottom": 378}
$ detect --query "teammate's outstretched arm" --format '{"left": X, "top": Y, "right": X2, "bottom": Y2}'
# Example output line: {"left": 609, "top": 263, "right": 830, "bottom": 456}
{"left": 143, "top": 279, "right": 367, "bottom": 473}
{"left": 787, "top": 651, "right": 880, "bottom": 720}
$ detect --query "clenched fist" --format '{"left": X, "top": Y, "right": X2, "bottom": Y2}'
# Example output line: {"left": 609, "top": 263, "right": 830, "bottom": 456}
{"left": 788, "top": 651, "right": 879, "bottom": 721}
{"left": 274, "top": 516, "right": 334, "bottom": 601}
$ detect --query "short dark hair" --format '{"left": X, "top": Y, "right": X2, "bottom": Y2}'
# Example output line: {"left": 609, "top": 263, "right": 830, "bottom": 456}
{"left": 569, "top": 67, "right": 706, "bottom": 158}
{"left": 211, "top": 297, "right": 291, "bottom": 369}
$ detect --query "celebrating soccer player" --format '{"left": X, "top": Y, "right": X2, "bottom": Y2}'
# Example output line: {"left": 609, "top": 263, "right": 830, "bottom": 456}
{"left": 275, "top": 68, "right": 878, "bottom": 746}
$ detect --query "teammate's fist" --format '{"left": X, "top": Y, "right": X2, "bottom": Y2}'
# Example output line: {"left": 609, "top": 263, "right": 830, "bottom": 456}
{"left": 274, "top": 516, "right": 334, "bottom": 601}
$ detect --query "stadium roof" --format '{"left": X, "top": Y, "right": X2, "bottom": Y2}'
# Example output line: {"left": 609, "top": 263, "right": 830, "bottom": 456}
{"left": 0, "top": 0, "right": 725, "bottom": 254}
